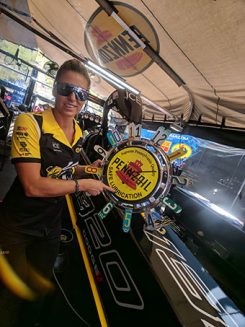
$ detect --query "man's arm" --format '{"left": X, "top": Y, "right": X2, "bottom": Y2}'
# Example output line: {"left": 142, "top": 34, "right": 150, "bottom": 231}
{"left": 16, "top": 162, "right": 113, "bottom": 197}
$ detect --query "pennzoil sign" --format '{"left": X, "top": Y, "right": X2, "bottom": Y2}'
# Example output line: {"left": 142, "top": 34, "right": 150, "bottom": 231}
{"left": 84, "top": 1, "right": 160, "bottom": 77}
{"left": 106, "top": 146, "right": 160, "bottom": 202}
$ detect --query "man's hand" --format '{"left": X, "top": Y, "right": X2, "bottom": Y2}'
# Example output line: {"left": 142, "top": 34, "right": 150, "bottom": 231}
{"left": 90, "top": 159, "right": 103, "bottom": 168}
{"left": 79, "top": 179, "right": 114, "bottom": 196}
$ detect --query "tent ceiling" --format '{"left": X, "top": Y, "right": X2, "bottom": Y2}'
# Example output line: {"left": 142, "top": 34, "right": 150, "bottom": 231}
{"left": 0, "top": 0, "right": 244, "bottom": 129}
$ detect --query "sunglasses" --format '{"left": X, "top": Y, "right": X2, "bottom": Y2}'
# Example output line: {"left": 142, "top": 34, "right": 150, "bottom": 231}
{"left": 56, "top": 82, "right": 89, "bottom": 101}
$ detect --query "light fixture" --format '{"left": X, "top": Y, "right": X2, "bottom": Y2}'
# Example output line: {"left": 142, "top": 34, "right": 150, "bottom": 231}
{"left": 85, "top": 64, "right": 124, "bottom": 90}
{"left": 85, "top": 60, "right": 140, "bottom": 95}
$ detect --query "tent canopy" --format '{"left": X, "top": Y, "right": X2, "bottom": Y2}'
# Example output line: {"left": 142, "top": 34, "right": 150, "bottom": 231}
{"left": 0, "top": 0, "right": 245, "bottom": 130}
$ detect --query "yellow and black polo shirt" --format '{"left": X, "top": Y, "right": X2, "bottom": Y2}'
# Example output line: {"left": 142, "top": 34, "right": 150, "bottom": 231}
{"left": 1, "top": 107, "right": 83, "bottom": 236}
{"left": 12, "top": 107, "right": 83, "bottom": 178}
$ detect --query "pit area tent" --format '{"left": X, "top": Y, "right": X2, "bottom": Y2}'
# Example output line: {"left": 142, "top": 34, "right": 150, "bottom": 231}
{"left": 0, "top": 0, "right": 245, "bottom": 131}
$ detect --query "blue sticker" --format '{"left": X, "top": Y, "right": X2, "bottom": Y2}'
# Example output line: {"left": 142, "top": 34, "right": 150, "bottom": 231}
{"left": 107, "top": 131, "right": 117, "bottom": 146}
{"left": 98, "top": 202, "right": 114, "bottom": 219}
{"left": 122, "top": 209, "right": 133, "bottom": 233}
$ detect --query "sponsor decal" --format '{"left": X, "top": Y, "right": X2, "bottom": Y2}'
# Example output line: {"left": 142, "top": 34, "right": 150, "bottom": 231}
{"left": 85, "top": 1, "right": 160, "bottom": 77}
{"left": 17, "top": 126, "right": 28, "bottom": 131}
{"left": 106, "top": 146, "right": 159, "bottom": 201}
{"left": 161, "top": 140, "right": 172, "bottom": 153}
{"left": 46, "top": 166, "right": 63, "bottom": 178}
{"left": 75, "top": 192, "right": 144, "bottom": 309}
{"left": 141, "top": 129, "right": 201, "bottom": 165}
{"left": 19, "top": 141, "right": 27, "bottom": 148}
{"left": 46, "top": 161, "right": 78, "bottom": 179}
{"left": 144, "top": 230, "right": 237, "bottom": 327}
{"left": 16, "top": 131, "right": 29, "bottom": 138}
{"left": 18, "top": 140, "right": 31, "bottom": 156}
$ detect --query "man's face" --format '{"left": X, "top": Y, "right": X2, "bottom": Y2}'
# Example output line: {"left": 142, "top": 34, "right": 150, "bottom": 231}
{"left": 53, "top": 70, "right": 89, "bottom": 118}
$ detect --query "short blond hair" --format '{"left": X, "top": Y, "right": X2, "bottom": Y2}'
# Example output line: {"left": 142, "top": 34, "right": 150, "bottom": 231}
{"left": 55, "top": 59, "right": 91, "bottom": 88}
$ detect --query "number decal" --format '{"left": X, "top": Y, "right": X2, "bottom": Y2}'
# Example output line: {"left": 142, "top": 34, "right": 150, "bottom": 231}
{"left": 98, "top": 202, "right": 115, "bottom": 220}
{"left": 94, "top": 145, "right": 108, "bottom": 158}
{"left": 159, "top": 196, "right": 182, "bottom": 214}
{"left": 99, "top": 250, "right": 144, "bottom": 309}
{"left": 151, "top": 126, "right": 171, "bottom": 146}
{"left": 107, "top": 130, "right": 122, "bottom": 146}
{"left": 123, "top": 209, "right": 133, "bottom": 233}
{"left": 84, "top": 166, "right": 102, "bottom": 176}
{"left": 128, "top": 123, "right": 142, "bottom": 138}
{"left": 112, "top": 129, "right": 122, "bottom": 143}
{"left": 171, "top": 175, "right": 192, "bottom": 187}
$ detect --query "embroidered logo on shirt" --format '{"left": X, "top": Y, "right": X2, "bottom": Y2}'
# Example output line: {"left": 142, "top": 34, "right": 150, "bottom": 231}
{"left": 75, "top": 147, "right": 82, "bottom": 153}
{"left": 17, "top": 126, "right": 28, "bottom": 131}
{"left": 18, "top": 140, "right": 31, "bottom": 156}
{"left": 52, "top": 142, "right": 62, "bottom": 152}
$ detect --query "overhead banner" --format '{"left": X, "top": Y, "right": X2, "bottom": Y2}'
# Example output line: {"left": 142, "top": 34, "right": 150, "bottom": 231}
{"left": 84, "top": 1, "right": 160, "bottom": 77}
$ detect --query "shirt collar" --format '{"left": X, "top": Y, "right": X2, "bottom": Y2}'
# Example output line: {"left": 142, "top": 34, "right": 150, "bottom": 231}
{"left": 42, "top": 107, "right": 82, "bottom": 148}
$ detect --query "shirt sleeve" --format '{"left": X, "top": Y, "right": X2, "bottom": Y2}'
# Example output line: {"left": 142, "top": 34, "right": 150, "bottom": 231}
{"left": 11, "top": 113, "right": 41, "bottom": 163}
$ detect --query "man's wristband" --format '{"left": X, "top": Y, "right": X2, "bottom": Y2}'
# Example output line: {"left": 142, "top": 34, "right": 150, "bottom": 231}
{"left": 74, "top": 179, "right": 80, "bottom": 193}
